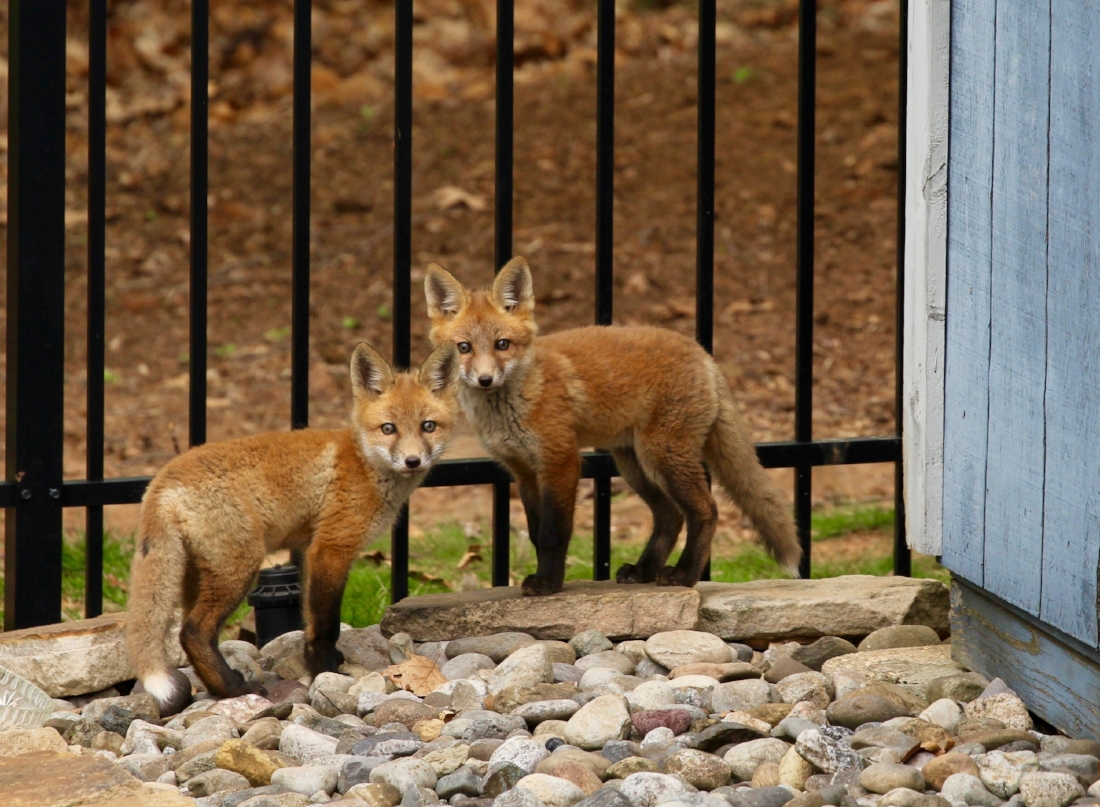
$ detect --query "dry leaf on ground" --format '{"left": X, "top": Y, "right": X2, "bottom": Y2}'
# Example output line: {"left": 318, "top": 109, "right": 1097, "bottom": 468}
{"left": 383, "top": 654, "right": 447, "bottom": 696}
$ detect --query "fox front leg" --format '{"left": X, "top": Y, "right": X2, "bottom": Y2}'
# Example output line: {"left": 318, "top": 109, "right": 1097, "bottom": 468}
{"left": 521, "top": 459, "right": 580, "bottom": 597}
{"left": 302, "top": 540, "right": 352, "bottom": 676}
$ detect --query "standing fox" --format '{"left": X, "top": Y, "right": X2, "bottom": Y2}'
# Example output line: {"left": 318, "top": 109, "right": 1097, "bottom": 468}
{"left": 426, "top": 257, "right": 799, "bottom": 596}
{"left": 126, "top": 342, "right": 459, "bottom": 714}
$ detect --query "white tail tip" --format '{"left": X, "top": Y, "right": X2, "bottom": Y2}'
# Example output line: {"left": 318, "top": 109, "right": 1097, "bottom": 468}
{"left": 142, "top": 672, "right": 183, "bottom": 708}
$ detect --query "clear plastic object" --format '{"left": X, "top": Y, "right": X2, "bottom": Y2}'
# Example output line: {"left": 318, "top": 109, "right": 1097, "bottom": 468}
{"left": 0, "top": 666, "right": 55, "bottom": 731}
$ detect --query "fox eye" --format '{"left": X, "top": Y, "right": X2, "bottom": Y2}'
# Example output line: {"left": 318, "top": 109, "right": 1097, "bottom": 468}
{"left": 422, "top": 420, "right": 436, "bottom": 433}
{"left": 495, "top": 338, "right": 510, "bottom": 350}
{"left": 380, "top": 423, "right": 396, "bottom": 435}
{"left": 457, "top": 342, "right": 472, "bottom": 354}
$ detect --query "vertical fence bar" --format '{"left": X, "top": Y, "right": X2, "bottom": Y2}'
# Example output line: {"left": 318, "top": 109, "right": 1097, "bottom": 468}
{"left": 893, "top": 0, "right": 911, "bottom": 577}
{"left": 190, "top": 0, "right": 209, "bottom": 448}
{"left": 290, "top": 0, "right": 312, "bottom": 430}
{"left": 492, "top": 0, "right": 515, "bottom": 587}
{"left": 390, "top": 0, "right": 414, "bottom": 603}
{"left": 593, "top": 0, "right": 616, "bottom": 581}
{"left": 696, "top": 0, "right": 717, "bottom": 583}
{"left": 794, "top": 0, "right": 817, "bottom": 579}
{"left": 5, "top": 0, "right": 67, "bottom": 629}
{"left": 85, "top": 0, "right": 108, "bottom": 618}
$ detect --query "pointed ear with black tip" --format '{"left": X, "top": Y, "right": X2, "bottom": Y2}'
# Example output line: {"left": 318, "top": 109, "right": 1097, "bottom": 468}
{"left": 424, "top": 264, "right": 468, "bottom": 320}
{"left": 350, "top": 342, "right": 396, "bottom": 400}
{"left": 419, "top": 341, "right": 460, "bottom": 395}
{"left": 491, "top": 256, "right": 534, "bottom": 314}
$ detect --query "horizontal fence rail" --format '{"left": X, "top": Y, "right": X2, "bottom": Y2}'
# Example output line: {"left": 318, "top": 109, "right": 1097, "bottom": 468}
{"left": 3, "top": 0, "right": 908, "bottom": 628}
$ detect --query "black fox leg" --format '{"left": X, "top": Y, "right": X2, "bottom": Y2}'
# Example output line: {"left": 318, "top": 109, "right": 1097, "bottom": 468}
{"left": 521, "top": 459, "right": 579, "bottom": 596}
{"left": 515, "top": 471, "right": 543, "bottom": 551}
{"left": 303, "top": 545, "right": 351, "bottom": 676}
{"left": 612, "top": 447, "right": 685, "bottom": 584}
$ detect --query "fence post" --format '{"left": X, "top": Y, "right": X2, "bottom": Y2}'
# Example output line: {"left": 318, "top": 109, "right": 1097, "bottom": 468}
{"left": 4, "top": 0, "right": 67, "bottom": 629}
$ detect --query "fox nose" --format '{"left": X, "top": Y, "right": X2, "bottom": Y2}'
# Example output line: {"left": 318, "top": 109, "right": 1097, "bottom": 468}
{"left": 405, "top": 456, "right": 421, "bottom": 469}
{"left": 478, "top": 375, "right": 493, "bottom": 388}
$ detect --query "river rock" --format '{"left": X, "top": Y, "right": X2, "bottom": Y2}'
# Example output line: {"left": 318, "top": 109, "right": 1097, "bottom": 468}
{"left": 618, "top": 772, "right": 695, "bottom": 807}
{"left": 965, "top": 692, "right": 1035, "bottom": 732}
{"left": 724, "top": 738, "right": 792, "bottom": 781}
{"left": 563, "top": 694, "right": 631, "bottom": 750}
{"left": 795, "top": 728, "right": 866, "bottom": 774}
{"left": 826, "top": 694, "right": 910, "bottom": 730}
{"left": 859, "top": 763, "right": 926, "bottom": 794}
{"left": 939, "top": 773, "right": 1003, "bottom": 807}
{"left": 712, "top": 680, "right": 774, "bottom": 714}
{"left": 1019, "top": 771, "right": 1085, "bottom": 807}
{"left": 645, "top": 631, "right": 734, "bottom": 669}
{"left": 858, "top": 626, "right": 942, "bottom": 652}
{"left": 791, "top": 637, "right": 859, "bottom": 671}
{"left": 516, "top": 773, "right": 586, "bottom": 807}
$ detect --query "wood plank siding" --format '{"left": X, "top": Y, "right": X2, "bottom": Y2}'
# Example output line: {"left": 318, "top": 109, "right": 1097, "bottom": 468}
{"left": 943, "top": 0, "right": 1100, "bottom": 647}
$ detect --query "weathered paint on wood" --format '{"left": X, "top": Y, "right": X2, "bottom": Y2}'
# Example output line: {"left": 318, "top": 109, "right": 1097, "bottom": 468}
{"left": 942, "top": 0, "right": 996, "bottom": 585}
{"left": 903, "top": 0, "right": 950, "bottom": 558}
{"left": 1040, "top": 0, "right": 1100, "bottom": 646}
{"left": 952, "top": 578, "right": 1100, "bottom": 741}
{"left": 983, "top": 0, "right": 1049, "bottom": 614}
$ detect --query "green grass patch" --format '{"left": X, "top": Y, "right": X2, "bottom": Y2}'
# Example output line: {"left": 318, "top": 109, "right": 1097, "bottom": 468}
{"left": 811, "top": 503, "right": 895, "bottom": 540}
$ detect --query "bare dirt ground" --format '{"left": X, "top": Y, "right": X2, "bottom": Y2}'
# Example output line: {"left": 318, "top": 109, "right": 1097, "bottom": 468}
{"left": 0, "top": 0, "right": 901, "bottom": 553}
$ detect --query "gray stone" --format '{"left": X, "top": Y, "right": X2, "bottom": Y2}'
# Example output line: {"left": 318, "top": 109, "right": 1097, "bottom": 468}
{"left": 554, "top": 664, "right": 585, "bottom": 684}
{"left": 437, "top": 766, "right": 483, "bottom": 799}
{"left": 340, "top": 756, "right": 392, "bottom": 793}
{"left": 796, "top": 728, "right": 867, "bottom": 774}
{"left": 822, "top": 646, "right": 966, "bottom": 702}
{"left": 1019, "top": 772, "right": 1085, "bottom": 807}
{"left": 369, "top": 758, "right": 438, "bottom": 793}
{"left": 575, "top": 651, "right": 635, "bottom": 675}
{"left": 925, "top": 673, "right": 991, "bottom": 704}
{"left": 774, "top": 717, "right": 825, "bottom": 743}
{"left": 850, "top": 726, "right": 920, "bottom": 761}
{"left": 489, "top": 738, "right": 551, "bottom": 775}
{"left": 311, "top": 689, "right": 358, "bottom": 719}
{"left": 401, "top": 784, "right": 441, "bottom": 807}
{"left": 571, "top": 631, "right": 614, "bottom": 658}
{"left": 645, "top": 631, "right": 733, "bottom": 669}
{"left": 482, "top": 762, "right": 528, "bottom": 798}
{"left": 858, "top": 627, "right": 942, "bottom": 652}
{"left": 83, "top": 692, "right": 160, "bottom": 726}
{"left": 279, "top": 724, "right": 340, "bottom": 764}
{"left": 447, "top": 634, "right": 538, "bottom": 663}
{"left": 513, "top": 700, "right": 581, "bottom": 725}
{"left": 488, "top": 645, "right": 553, "bottom": 696}
{"left": 977, "top": 751, "right": 1040, "bottom": 798}
{"left": 792, "top": 638, "right": 859, "bottom": 672}
{"left": 725, "top": 786, "right": 796, "bottom": 807}
{"left": 381, "top": 581, "right": 700, "bottom": 642}
{"left": 939, "top": 773, "right": 1003, "bottom": 807}
{"left": 352, "top": 732, "right": 424, "bottom": 758}
{"left": 711, "top": 679, "right": 773, "bottom": 714}
{"left": 117, "top": 752, "right": 171, "bottom": 782}
{"left": 859, "top": 763, "right": 926, "bottom": 795}
{"left": 572, "top": 788, "right": 633, "bottom": 807}
{"left": 563, "top": 694, "right": 631, "bottom": 750}
{"left": 618, "top": 772, "right": 695, "bottom": 807}
{"left": 965, "top": 693, "right": 1035, "bottom": 733}
{"left": 695, "top": 578, "right": 949, "bottom": 643}
{"left": 336, "top": 625, "right": 391, "bottom": 671}
{"left": 691, "top": 722, "right": 768, "bottom": 752}
{"left": 516, "top": 772, "right": 586, "bottom": 807}
{"left": 443, "top": 711, "right": 527, "bottom": 742}
{"left": 1038, "top": 754, "right": 1100, "bottom": 787}
{"left": 918, "top": 699, "right": 964, "bottom": 734}
{"left": 443, "top": 654, "right": 497, "bottom": 681}
{"left": 269, "top": 766, "right": 340, "bottom": 797}
{"left": 188, "top": 769, "right": 253, "bottom": 798}
{"left": 724, "top": 738, "right": 792, "bottom": 781}
{"left": 776, "top": 672, "right": 833, "bottom": 709}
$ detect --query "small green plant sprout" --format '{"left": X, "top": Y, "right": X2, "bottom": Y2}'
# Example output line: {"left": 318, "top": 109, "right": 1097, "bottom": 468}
{"left": 144, "top": 208, "right": 157, "bottom": 222}
{"left": 341, "top": 316, "right": 361, "bottom": 331}
{"left": 178, "top": 352, "right": 190, "bottom": 366}
{"left": 733, "top": 66, "right": 755, "bottom": 84}
{"left": 377, "top": 304, "right": 392, "bottom": 321}
{"left": 103, "top": 369, "right": 119, "bottom": 384}
{"left": 214, "top": 343, "right": 237, "bottom": 359}
{"left": 265, "top": 326, "right": 291, "bottom": 342}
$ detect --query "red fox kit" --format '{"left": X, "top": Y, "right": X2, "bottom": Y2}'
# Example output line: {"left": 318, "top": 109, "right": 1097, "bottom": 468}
{"left": 425, "top": 257, "right": 799, "bottom": 596}
{"left": 126, "top": 342, "right": 459, "bottom": 712}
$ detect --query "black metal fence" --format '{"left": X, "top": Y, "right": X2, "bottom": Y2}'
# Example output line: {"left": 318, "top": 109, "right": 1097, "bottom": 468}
{"left": 3, "top": 0, "right": 910, "bottom": 629}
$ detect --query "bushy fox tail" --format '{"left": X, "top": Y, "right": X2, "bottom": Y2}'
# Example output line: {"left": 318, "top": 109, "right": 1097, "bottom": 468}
{"left": 126, "top": 506, "right": 190, "bottom": 713}
{"left": 705, "top": 379, "right": 802, "bottom": 576}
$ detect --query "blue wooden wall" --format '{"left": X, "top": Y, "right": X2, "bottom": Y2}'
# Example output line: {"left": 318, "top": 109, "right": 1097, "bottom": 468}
{"left": 943, "top": 0, "right": 1100, "bottom": 649}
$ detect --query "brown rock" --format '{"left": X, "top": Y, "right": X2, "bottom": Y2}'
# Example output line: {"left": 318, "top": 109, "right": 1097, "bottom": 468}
{"left": 607, "top": 757, "right": 661, "bottom": 777}
{"left": 0, "top": 750, "right": 145, "bottom": 805}
{"left": 0, "top": 727, "right": 67, "bottom": 757}
{"left": 215, "top": 739, "right": 297, "bottom": 786}
{"left": 894, "top": 719, "right": 952, "bottom": 753}
{"left": 553, "top": 759, "right": 604, "bottom": 795}
{"left": 495, "top": 682, "right": 580, "bottom": 714}
{"left": 821, "top": 645, "right": 964, "bottom": 701}
{"left": 764, "top": 657, "right": 814, "bottom": 683}
{"left": 537, "top": 641, "right": 578, "bottom": 665}
{"left": 536, "top": 747, "right": 611, "bottom": 780}
{"left": 347, "top": 782, "right": 402, "bottom": 807}
{"left": 957, "top": 717, "right": 1007, "bottom": 735}
{"left": 381, "top": 580, "right": 700, "bottom": 641}
{"left": 922, "top": 753, "right": 980, "bottom": 790}
{"left": 859, "top": 681, "right": 930, "bottom": 715}
{"left": 669, "top": 662, "right": 760, "bottom": 682}
{"left": 958, "top": 729, "right": 1038, "bottom": 750}
{"left": 367, "top": 699, "right": 440, "bottom": 729}
{"left": 266, "top": 679, "right": 309, "bottom": 704}
{"left": 749, "top": 703, "right": 795, "bottom": 726}
{"left": 752, "top": 761, "right": 782, "bottom": 788}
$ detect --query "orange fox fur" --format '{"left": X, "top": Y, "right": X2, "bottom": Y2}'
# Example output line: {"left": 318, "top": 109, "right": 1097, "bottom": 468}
{"left": 126, "top": 342, "right": 459, "bottom": 712}
{"left": 426, "top": 257, "right": 800, "bottom": 595}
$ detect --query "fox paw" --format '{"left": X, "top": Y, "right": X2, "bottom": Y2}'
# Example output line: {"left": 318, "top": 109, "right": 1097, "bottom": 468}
{"left": 656, "top": 566, "right": 695, "bottom": 587}
{"left": 521, "top": 574, "right": 562, "bottom": 596}
{"left": 616, "top": 563, "right": 655, "bottom": 584}
{"left": 305, "top": 645, "right": 345, "bottom": 676}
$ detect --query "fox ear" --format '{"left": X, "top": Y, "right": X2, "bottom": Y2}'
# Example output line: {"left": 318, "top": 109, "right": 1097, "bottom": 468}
{"left": 350, "top": 343, "right": 395, "bottom": 400}
{"left": 425, "top": 264, "right": 467, "bottom": 320}
{"left": 419, "top": 341, "right": 460, "bottom": 395}
{"left": 491, "top": 256, "right": 534, "bottom": 314}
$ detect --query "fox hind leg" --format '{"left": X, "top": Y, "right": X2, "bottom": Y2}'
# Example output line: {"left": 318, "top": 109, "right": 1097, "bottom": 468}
{"left": 612, "top": 447, "right": 684, "bottom": 584}
{"left": 179, "top": 557, "right": 265, "bottom": 699}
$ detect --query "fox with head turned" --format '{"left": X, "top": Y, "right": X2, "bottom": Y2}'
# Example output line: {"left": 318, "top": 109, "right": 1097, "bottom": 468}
{"left": 425, "top": 257, "right": 800, "bottom": 596}
{"left": 126, "top": 341, "right": 460, "bottom": 715}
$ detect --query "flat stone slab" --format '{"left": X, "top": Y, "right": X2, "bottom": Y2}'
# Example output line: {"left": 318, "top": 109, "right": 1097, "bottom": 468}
{"left": 0, "top": 750, "right": 194, "bottom": 806}
{"left": 380, "top": 576, "right": 949, "bottom": 644}
{"left": 0, "top": 613, "right": 186, "bottom": 698}
{"left": 695, "top": 576, "right": 950, "bottom": 645}
{"left": 821, "top": 644, "right": 966, "bottom": 700}
{"left": 381, "top": 581, "right": 700, "bottom": 641}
